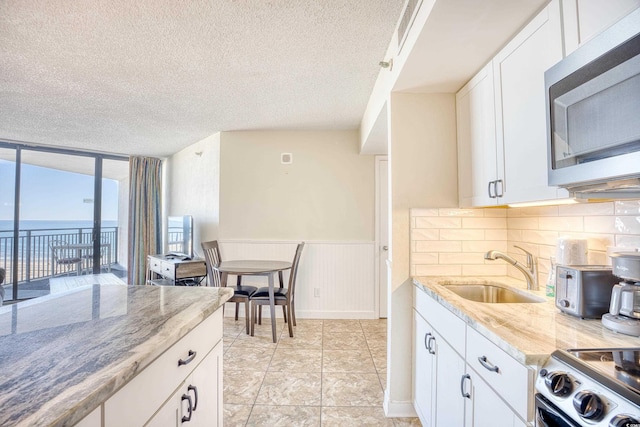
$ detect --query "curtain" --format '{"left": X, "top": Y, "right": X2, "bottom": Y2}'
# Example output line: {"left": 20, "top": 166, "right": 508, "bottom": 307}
{"left": 128, "top": 156, "right": 162, "bottom": 285}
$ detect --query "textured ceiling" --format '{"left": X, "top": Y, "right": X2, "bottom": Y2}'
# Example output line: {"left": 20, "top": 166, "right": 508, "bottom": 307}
{"left": 0, "top": 0, "right": 403, "bottom": 157}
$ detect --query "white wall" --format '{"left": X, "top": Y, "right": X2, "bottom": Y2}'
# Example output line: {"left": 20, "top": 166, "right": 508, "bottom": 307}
{"left": 165, "top": 130, "right": 377, "bottom": 319}
{"left": 219, "top": 130, "right": 375, "bottom": 241}
{"left": 165, "top": 133, "right": 221, "bottom": 255}
{"left": 386, "top": 92, "right": 458, "bottom": 416}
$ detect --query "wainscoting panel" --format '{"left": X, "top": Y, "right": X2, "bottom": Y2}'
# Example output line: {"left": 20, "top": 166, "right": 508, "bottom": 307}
{"left": 218, "top": 240, "right": 376, "bottom": 319}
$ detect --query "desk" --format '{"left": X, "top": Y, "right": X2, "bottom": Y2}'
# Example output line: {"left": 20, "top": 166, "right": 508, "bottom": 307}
{"left": 147, "top": 254, "right": 207, "bottom": 286}
{"left": 51, "top": 242, "right": 112, "bottom": 276}
{"left": 213, "top": 260, "right": 292, "bottom": 343}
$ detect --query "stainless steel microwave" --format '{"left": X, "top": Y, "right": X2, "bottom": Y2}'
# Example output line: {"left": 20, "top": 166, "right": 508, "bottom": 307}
{"left": 545, "top": 9, "right": 640, "bottom": 197}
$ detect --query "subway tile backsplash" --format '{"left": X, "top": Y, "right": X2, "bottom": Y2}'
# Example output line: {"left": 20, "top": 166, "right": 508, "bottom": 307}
{"left": 410, "top": 200, "right": 640, "bottom": 282}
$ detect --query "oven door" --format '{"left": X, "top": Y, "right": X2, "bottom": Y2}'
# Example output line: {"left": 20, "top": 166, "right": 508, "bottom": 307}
{"left": 535, "top": 394, "right": 582, "bottom": 427}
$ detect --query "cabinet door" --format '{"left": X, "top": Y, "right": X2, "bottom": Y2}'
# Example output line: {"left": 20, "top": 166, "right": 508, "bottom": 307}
{"left": 465, "top": 368, "right": 524, "bottom": 427}
{"left": 563, "top": 0, "right": 640, "bottom": 54}
{"left": 75, "top": 406, "right": 102, "bottom": 427}
{"left": 189, "top": 341, "right": 223, "bottom": 426}
{"left": 456, "top": 62, "right": 499, "bottom": 207}
{"left": 146, "top": 344, "right": 222, "bottom": 427}
{"left": 493, "top": 0, "right": 567, "bottom": 205}
{"left": 414, "top": 310, "right": 435, "bottom": 427}
{"left": 145, "top": 390, "right": 179, "bottom": 427}
{"left": 433, "top": 330, "right": 466, "bottom": 427}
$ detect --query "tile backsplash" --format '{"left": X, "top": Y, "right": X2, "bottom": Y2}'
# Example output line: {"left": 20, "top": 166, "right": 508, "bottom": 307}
{"left": 410, "top": 200, "right": 640, "bottom": 282}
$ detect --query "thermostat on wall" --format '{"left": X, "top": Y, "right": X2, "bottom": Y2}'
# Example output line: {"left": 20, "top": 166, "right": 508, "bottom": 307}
{"left": 281, "top": 153, "right": 293, "bottom": 164}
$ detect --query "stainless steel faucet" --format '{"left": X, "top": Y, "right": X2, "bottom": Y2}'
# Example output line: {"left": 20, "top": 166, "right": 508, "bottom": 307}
{"left": 484, "top": 246, "right": 538, "bottom": 290}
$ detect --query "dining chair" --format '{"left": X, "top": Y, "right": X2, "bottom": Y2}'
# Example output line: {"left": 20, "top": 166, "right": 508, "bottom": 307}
{"left": 251, "top": 242, "right": 305, "bottom": 338}
{"left": 201, "top": 240, "right": 257, "bottom": 334}
{"left": 50, "top": 240, "right": 83, "bottom": 276}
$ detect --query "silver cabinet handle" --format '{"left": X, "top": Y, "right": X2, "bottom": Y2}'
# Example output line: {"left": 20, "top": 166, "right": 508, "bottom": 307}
{"left": 382, "top": 246, "right": 388, "bottom": 251}
{"left": 487, "top": 181, "right": 495, "bottom": 198}
{"left": 424, "top": 332, "right": 431, "bottom": 350}
{"left": 460, "top": 374, "right": 471, "bottom": 399}
{"left": 427, "top": 336, "right": 436, "bottom": 355}
{"left": 495, "top": 179, "right": 504, "bottom": 197}
{"left": 478, "top": 356, "right": 500, "bottom": 373}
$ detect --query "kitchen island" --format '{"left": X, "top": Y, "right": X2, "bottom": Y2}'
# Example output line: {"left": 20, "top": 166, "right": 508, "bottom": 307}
{"left": 0, "top": 284, "right": 233, "bottom": 427}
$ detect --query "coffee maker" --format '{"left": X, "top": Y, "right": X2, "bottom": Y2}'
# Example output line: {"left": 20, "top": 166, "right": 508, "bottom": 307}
{"left": 602, "top": 252, "right": 640, "bottom": 336}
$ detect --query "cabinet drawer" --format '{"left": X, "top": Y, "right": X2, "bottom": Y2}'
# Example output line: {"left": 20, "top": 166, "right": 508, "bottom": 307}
{"left": 104, "top": 309, "right": 223, "bottom": 426}
{"left": 414, "top": 287, "right": 466, "bottom": 356}
{"left": 149, "top": 257, "right": 163, "bottom": 275}
{"left": 175, "top": 261, "right": 206, "bottom": 279}
{"left": 466, "top": 326, "right": 532, "bottom": 421}
{"left": 160, "top": 261, "right": 176, "bottom": 280}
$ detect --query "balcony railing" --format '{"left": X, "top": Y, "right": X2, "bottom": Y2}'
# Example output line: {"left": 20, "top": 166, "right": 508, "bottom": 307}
{"left": 0, "top": 227, "right": 118, "bottom": 286}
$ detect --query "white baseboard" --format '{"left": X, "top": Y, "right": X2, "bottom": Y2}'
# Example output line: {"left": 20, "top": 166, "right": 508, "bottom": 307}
{"left": 383, "top": 390, "right": 418, "bottom": 418}
{"left": 223, "top": 308, "right": 377, "bottom": 320}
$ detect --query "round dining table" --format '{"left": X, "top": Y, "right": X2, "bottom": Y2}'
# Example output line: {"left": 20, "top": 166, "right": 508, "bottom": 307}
{"left": 212, "top": 260, "right": 292, "bottom": 343}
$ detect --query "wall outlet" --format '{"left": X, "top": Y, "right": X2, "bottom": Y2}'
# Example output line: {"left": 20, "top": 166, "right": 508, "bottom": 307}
{"left": 314, "top": 288, "right": 320, "bottom": 297}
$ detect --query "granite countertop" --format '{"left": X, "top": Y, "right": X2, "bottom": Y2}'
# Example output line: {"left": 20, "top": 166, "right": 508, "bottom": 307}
{"left": 413, "top": 276, "right": 640, "bottom": 366}
{"left": 0, "top": 284, "right": 233, "bottom": 427}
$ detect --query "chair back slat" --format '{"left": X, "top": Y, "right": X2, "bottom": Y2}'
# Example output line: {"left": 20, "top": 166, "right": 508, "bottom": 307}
{"left": 287, "top": 242, "right": 305, "bottom": 299}
{"left": 201, "top": 240, "right": 222, "bottom": 287}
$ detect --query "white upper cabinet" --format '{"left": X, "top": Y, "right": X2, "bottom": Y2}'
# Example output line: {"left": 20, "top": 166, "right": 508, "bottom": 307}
{"left": 493, "top": 0, "right": 568, "bottom": 205}
{"left": 457, "top": 63, "right": 500, "bottom": 207}
{"left": 457, "top": 0, "right": 569, "bottom": 207}
{"left": 562, "top": 0, "right": 640, "bottom": 55}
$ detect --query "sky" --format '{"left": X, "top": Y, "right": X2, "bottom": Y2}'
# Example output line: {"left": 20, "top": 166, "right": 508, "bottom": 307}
{"left": 0, "top": 159, "right": 119, "bottom": 221}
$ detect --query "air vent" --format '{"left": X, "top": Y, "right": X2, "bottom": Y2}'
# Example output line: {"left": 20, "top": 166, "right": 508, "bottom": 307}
{"left": 397, "top": 0, "right": 423, "bottom": 53}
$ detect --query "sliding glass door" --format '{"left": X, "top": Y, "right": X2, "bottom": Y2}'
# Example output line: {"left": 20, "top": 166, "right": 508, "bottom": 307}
{"left": 0, "top": 148, "right": 17, "bottom": 300}
{"left": 0, "top": 142, "right": 128, "bottom": 301}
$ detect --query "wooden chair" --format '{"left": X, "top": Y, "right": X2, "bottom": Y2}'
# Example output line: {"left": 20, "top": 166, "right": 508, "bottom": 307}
{"left": 251, "top": 242, "right": 305, "bottom": 338}
{"left": 50, "top": 240, "right": 83, "bottom": 276}
{"left": 201, "top": 240, "right": 257, "bottom": 334}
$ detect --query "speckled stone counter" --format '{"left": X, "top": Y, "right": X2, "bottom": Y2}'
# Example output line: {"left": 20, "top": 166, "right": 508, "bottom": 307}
{"left": 0, "top": 284, "right": 233, "bottom": 427}
{"left": 413, "top": 276, "right": 640, "bottom": 366}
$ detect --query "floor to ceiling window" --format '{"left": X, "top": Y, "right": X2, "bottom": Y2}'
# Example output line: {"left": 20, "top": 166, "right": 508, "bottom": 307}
{"left": 0, "top": 142, "right": 128, "bottom": 302}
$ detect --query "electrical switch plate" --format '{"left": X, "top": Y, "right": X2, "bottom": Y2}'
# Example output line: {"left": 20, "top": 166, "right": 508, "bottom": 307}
{"left": 314, "top": 288, "right": 320, "bottom": 297}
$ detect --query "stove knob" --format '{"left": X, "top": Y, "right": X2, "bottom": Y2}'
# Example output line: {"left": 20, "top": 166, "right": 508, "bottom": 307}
{"left": 559, "top": 299, "right": 570, "bottom": 308}
{"left": 573, "top": 391, "right": 604, "bottom": 421}
{"left": 610, "top": 414, "right": 640, "bottom": 427}
{"left": 545, "top": 372, "right": 573, "bottom": 396}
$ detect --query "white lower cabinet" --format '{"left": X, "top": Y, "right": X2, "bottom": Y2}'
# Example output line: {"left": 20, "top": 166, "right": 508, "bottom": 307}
{"left": 433, "top": 330, "right": 465, "bottom": 427}
{"left": 75, "top": 406, "right": 101, "bottom": 427}
{"left": 414, "top": 287, "right": 533, "bottom": 426}
{"left": 147, "top": 341, "right": 223, "bottom": 427}
{"left": 465, "top": 368, "right": 526, "bottom": 427}
{"left": 101, "top": 309, "right": 224, "bottom": 427}
{"left": 413, "top": 310, "right": 435, "bottom": 426}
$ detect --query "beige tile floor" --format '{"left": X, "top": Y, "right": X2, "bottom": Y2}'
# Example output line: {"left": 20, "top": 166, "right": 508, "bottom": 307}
{"left": 223, "top": 317, "right": 421, "bottom": 427}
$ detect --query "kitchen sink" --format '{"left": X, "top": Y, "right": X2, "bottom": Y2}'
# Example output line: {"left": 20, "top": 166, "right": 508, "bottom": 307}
{"left": 443, "top": 284, "right": 545, "bottom": 304}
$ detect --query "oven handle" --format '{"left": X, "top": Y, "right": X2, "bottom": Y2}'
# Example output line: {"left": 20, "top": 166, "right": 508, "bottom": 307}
{"left": 535, "top": 394, "right": 582, "bottom": 427}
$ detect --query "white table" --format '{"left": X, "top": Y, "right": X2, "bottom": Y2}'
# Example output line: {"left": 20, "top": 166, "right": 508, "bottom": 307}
{"left": 49, "top": 273, "right": 126, "bottom": 294}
